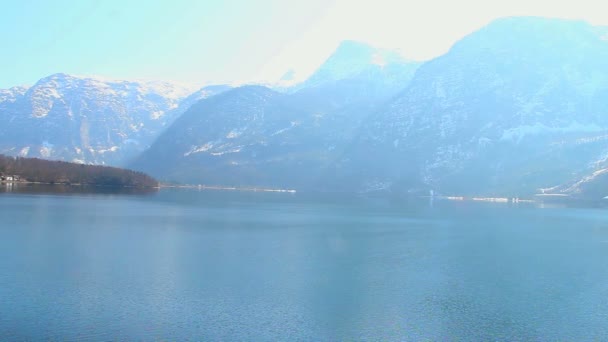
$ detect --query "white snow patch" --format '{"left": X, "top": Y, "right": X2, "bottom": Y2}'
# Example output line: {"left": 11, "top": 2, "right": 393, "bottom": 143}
{"left": 42, "top": 87, "right": 61, "bottom": 99}
{"left": 564, "top": 168, "right": 608, "bottom": 193}
{"left": 0, "top": 86, "right": 28, "bottom": 103}
{"left": 210, "top": 148, "right": 242, "bottom": 156}
{"left": 150, "top": 110, "right": 165, "bottom": 120}
{"left": 184, "top": 143, "right": 214, "bottom": 156}
{"left": 271, "top": 121, "right": 300, "bottom": 136}
{"left": 226, "top": 129, "right": 244, "bottom": 139}
{"left": 19, "top": 147, "right": 30, "bottom": 157}
{"left": 210, "top": 146, "right": 243, "bottom": 157}
{"left": 500, "top": 122, "right": 605, "bottom": 143}
{"left": 40, "top": 142, "right": 54, "bottom": 158}
{"left": 590, "top": 148, "right": 608, "bottom": 169}
{"left": 575, "top": 133, "right": 608, "bottom": 145}
{"left": 129, "top": 123, "right": 144, "bottom": 131}
{"left": 97, "top": 146, "right": 119, "bottom": 154}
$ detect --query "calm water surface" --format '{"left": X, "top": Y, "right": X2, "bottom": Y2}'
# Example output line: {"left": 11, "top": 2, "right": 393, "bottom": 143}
{"left": 1, "top": 188, "right": 608, "bottom": 340}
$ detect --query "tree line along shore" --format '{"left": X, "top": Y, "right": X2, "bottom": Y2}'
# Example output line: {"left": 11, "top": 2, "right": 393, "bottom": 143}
{"left": 0, "top": 155, "right": 158, "bottom": 188}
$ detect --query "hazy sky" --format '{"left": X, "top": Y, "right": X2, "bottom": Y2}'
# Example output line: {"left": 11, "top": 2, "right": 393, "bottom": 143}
{"left": 1, "top": 0, "right": 607, "bottom": 88}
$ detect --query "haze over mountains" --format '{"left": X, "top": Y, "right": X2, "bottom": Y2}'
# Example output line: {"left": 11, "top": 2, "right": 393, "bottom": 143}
{"left": 334, "top": 17, "right": 608, "bottom": 196}
{"left": 3, "top": 17, "right": 608, "bottom": 198}
{"left": 131, "top": 40, "right": 421, "bottom": 188}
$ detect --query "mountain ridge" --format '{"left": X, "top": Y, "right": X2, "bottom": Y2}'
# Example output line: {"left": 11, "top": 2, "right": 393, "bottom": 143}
{"left": 130, "top": 41, "right": 423, "bottom": 187}
{"left": 329, "top": 16, "right": 608, "bottom": 197}
{"left": 0, "top": 73, "right": 229, "bottom": 165}
{"left": 3, "top": 19, "right": 608, "bottom": 199}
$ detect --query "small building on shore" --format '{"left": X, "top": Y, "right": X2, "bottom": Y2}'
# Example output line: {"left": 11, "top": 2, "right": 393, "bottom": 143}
{"left": 1, "top": 174, "right": 20, "bottom": 182}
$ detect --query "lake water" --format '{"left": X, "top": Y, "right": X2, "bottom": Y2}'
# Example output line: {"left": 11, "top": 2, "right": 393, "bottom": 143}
{"left": 1, "top": 188, "right": 608, "bottom": 340}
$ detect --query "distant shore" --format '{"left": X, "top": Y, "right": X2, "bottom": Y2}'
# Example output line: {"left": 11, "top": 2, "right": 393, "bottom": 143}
{"left": 160, "top": 184, "right": 297, "bottom": 193}
{"left": 1, "top": 179, "right": 159, "bottom": 189}
{"left": 5, "top": 180, "right": 603, "bottom": 204}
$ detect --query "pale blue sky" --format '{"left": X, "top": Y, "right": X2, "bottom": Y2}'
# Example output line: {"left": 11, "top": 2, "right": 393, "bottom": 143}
{"left": 2, "top": 0, "right": 607, "bottom": 88}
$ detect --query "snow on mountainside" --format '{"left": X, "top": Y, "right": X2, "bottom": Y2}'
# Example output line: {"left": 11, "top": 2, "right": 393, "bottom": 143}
{"left": 293, "top": 40, "right": 420, "bottom": 96}
{"left": 332, "top": 17, "right": 608, "bottom": 196}
{"left": 0, "top": 73, "right": 227, "bottom": 165}
{"left": 303, "top": 40, "right": 410, "bottom": 86}
{"left": 0, "top": 86, "right": 28, "bottom": 104}
{"left": 5, "top": 18, "right": 608, "bottom": 198}
{"left": 23, "top": 73, "right": 195, "bottom": 119}
{"left": 133, "top": 21, "right": 608, "bottom": 197}
{"left": 131, "top": 41, "right": 422, "bottom": 187}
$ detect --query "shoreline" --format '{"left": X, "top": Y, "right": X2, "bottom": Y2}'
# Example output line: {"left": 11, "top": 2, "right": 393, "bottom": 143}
{"left": 160, "top": 184, "right": 297, "bottom": 193}
{"left": 1, "top": 180, "right": 160, "bottom": 189}
{"left": 4, "top": 181, "right": 604, "bottom": 205}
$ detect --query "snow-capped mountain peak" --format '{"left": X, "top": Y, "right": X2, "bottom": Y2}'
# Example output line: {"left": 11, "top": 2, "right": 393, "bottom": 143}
{"left": 0, "top": 73, "right": 227, "bottom": 165}
{"left": 302, "top": 40, "right": 412, "bottom": 87}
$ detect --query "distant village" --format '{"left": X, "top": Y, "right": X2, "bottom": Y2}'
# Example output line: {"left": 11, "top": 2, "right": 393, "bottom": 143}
{"left": 0, "top": 174, "right": 21, "bottom": 182}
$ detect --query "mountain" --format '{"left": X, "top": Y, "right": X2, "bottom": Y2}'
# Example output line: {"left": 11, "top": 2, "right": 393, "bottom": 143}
{"left": 175, "top": 84, "right": 234, "bottom": 114}
{"left": 304, "top": 41, "right": 412, "bottom": 81}
{"left": 293, "top": 40, "right": 420, "bottom": 98}
{"left": 132, "top": 84, "right": 369, "bottom": 187}
{"left": 131, "top": 42, "right": 422, "bottom": 186}
{"left": 330, "top": 17, "right": 608, "bottom": 196}
{"left": 8, "top": 18, "right": 607, "bottom": 198}
{"left": 133, "top": 17, "right": 608, "bottom": 197}
{"left": 0, "top": 74, "right": 228, "bottom": 165}
{"left": 132, "top": 86, "right": 299, "bottom": 186}
{"left": 0, "top": 86, "right": 28, "bottom": 105}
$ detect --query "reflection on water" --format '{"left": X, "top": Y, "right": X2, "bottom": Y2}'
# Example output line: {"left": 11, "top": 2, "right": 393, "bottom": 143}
{"left": 1, "top": 189, "right": 608, "bottom": 340}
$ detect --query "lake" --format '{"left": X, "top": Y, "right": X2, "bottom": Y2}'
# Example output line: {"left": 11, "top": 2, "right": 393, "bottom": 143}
{"left": 1, "top": 188, "right": 608, "bottom": 340}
